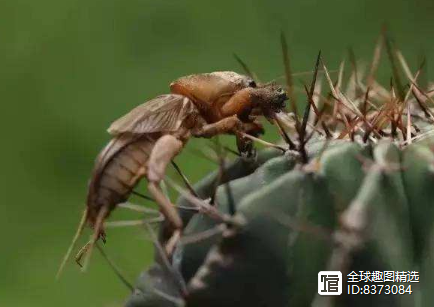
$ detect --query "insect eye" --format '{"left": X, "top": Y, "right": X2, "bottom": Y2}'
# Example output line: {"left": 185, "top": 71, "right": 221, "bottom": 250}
{"left": 277, "top": 88, "right": 288, "bottom": 101}
{"left": 248, "top": 80, "right": 257, "bottom": 88}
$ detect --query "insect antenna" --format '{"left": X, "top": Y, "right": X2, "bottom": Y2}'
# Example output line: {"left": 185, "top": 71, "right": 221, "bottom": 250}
{"left": 56, "top": 208, "right": 88, "bottom": 280}
{"left": 233, "top": 53, "right": 256, "bottom": 80}
{"left": 96, "top": 243, "right": 134, "bottom": 292}
{"left": 281, "top": 31, "right": 297, "bottom": 112}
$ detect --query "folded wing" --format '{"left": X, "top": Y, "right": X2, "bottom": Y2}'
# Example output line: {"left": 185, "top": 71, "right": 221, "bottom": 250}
{"left": 108, "top": 94, "right": 199, "bottom": 135}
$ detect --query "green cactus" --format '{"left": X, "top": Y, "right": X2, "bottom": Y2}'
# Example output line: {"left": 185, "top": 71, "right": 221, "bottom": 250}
{"left": 125, "top": 35, "right": 434, "bottom": 307}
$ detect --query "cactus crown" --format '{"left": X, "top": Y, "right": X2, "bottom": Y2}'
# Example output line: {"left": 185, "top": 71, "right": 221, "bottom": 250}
{"left": 109, "top": 32, "right": 434, "bottom": 307}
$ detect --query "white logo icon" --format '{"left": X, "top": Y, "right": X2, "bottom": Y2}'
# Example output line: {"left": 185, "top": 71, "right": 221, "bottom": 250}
{"left": 318, "top": 271, "right": 342, "bottom": 295}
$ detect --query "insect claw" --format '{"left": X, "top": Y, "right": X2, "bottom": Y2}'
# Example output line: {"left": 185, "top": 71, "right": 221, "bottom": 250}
{"left": 100, "top": 232, "right": 107, "bottom": 243}
{"left": 81, "top": 206, "right": 109, "bottom": 272}
{"left": 74, "top": 241, "right": 90, "bottom": 268}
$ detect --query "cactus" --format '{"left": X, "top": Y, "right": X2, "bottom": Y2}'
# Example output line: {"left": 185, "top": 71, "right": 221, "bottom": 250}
{"left": 124, "top": 34, "right": 434, "bottom": 307}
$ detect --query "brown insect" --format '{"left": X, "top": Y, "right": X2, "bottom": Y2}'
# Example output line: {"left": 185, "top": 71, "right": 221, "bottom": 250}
{"left": 57, "top": 71, "right": 287, "bottom": 276}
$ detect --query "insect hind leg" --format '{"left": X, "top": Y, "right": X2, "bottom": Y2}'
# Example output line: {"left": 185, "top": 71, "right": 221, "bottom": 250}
{"left": 147, "top": 135, "right": 184, "bottom": 256}
{"left": 80, "top": 205, "right": 109, "bottom": 271}
{"left": 74, "top": 231, "right": 106, "bottom": 267}
{"left": 75, "top": 241, "right": 90, "bottom": 267}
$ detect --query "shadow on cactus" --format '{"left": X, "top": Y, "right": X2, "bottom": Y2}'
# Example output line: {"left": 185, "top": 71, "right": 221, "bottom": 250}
{"left": 95, "top": 31, "right": 434, "bottom": 306}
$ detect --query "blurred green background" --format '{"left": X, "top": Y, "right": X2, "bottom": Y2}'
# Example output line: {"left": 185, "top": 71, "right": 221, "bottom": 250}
{"left": 1, "top": 0, "right": 434, "bottom": 306}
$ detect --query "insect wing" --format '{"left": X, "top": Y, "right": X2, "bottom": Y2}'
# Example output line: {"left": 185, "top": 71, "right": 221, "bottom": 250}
{"left": 108, "top": 94, "right": 198, "bottom": 135}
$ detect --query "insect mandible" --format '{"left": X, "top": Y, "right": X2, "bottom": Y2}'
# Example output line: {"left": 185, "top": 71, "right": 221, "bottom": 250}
{"left": 57, "top": 71, "right": 288, "bottom": 276}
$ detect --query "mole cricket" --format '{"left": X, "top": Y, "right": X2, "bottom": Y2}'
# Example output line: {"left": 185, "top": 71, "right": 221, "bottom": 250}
{"left": 57, "top": 71, "right": 288, "bottom": 277}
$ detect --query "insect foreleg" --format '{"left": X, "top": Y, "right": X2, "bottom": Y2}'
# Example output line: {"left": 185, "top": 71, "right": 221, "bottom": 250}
{"left": 241, "top": 120, "right": 264, "bottom": 136}
{"left": 236, "top": 135, "right": 256, "bottom": 160}
{"left": 147, "top": 135, "right": 184, "bottom": 256}
{"left": 235, "top": 120, "right": 264, "bottom": 159}
{"left": 192, "top": 116, "right": 243, "bottom": 138}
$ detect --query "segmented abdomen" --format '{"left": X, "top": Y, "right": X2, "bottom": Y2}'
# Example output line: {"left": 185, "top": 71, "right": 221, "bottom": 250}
{"left": 86, "top": 133, "right": 159, "bottom": 226}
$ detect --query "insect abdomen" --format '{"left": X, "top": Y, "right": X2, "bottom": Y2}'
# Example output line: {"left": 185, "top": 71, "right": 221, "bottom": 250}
{"left": 87, "top": 134, "right": 158, "bottom": 226}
